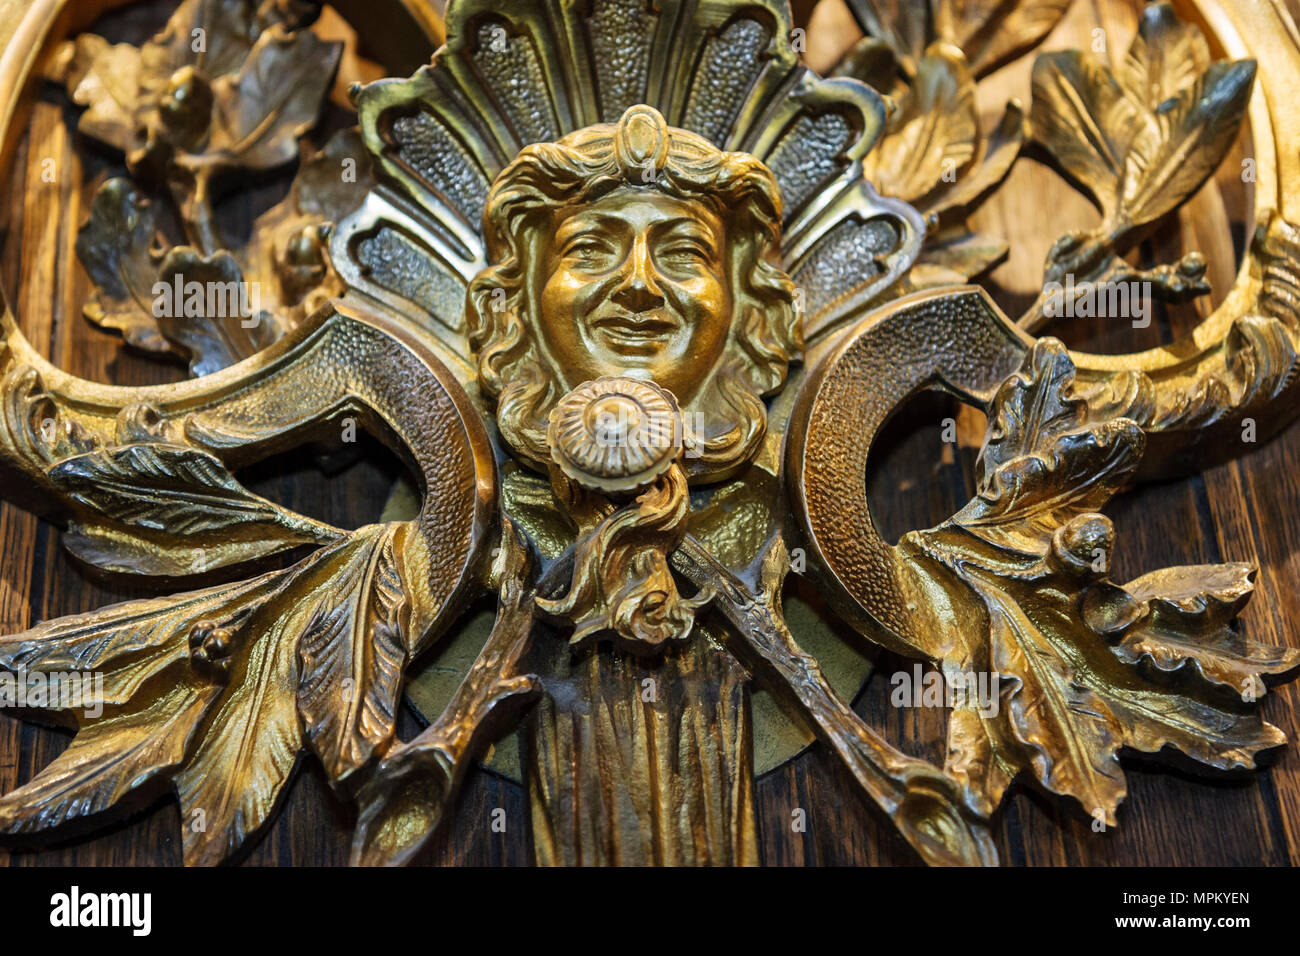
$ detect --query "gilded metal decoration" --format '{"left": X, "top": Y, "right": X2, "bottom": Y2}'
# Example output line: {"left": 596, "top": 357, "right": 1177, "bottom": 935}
{"left": 0, "top": 0, "right": 1298, "bottom": 866}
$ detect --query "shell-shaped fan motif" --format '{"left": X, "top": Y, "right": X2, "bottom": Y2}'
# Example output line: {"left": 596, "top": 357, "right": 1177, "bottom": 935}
{"left": 330, "top": 0, "right": 925, "bottom": 369}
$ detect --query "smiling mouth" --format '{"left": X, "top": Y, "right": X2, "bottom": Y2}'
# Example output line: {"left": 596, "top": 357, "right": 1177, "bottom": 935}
{"left": 591, "top": 313, "right": 679, "bottom": 350}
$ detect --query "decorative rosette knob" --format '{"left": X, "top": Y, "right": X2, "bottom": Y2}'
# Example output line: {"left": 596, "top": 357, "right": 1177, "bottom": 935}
{"left": 547, "top": 377, "right": 683, "bottom": 494}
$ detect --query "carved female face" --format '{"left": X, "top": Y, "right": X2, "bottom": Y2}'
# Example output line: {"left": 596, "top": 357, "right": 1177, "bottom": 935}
{"left": 466, "top": 107, "right": 798, "bottom": 478}
{"left": 534, "top": 188, "right": 732, "bottom": 405}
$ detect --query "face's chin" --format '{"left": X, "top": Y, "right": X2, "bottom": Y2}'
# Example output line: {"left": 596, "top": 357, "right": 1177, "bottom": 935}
{"left": 534, "top": 190, "right": 732, "bottom": 405}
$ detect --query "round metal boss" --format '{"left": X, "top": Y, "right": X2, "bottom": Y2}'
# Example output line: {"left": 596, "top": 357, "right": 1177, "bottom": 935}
{"left": 547, "top": 377, "right": 683, "bottom": 493}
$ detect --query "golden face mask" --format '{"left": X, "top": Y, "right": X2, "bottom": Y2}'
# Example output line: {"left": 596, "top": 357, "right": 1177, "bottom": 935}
{"left": 466, "top": 104, "right": 800, "bottom": 484}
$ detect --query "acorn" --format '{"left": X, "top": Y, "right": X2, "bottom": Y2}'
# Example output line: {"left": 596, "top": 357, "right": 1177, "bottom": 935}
{"left": 157, "top": 66, "right": 213, "bottom": 151}
{"left": 279, "top": 224, "right": 330, "bottom": 302}
{"left": 1049, "top": 513, "right": 1114, "bottom": 580}
{"left": 285, "top": 225, "right": 327, "bottom": 269}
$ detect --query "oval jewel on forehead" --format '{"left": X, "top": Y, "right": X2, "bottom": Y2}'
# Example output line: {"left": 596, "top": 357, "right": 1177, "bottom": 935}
{"left": 614, "top": 104, "right": 670, "bottom": 181}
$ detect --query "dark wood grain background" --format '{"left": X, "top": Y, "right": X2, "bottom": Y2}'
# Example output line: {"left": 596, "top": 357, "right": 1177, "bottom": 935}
{"left": 0, "top": 0, "right": 1297, "bottom": 866}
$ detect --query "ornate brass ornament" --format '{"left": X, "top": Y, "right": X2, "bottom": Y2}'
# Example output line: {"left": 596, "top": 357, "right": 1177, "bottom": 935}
{"left": 0, "top": 0, "right": 1297, "bottom": 866}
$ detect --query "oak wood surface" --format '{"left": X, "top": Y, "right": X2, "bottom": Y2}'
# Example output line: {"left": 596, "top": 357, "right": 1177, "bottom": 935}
{"left": 0, "top": 0, "right": 1296, "bottom": 866}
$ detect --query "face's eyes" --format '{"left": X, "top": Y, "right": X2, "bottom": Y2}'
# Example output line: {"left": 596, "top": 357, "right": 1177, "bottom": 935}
{"left": 657, "top": 240, "right": 710, "bottom": 264}
{"left": 552, "top": 217, "right": 721, "bottom": 278}
{"left": 654, "top": 232, "right": 718, "bottom": 275}
{"left": 560, "top": 234, "right": 617, "bottom": 270}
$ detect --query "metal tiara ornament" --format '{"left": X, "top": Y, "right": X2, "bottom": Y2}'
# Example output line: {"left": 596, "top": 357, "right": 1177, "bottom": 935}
{"left": 0, "top": 0, "right": 1297, "bottom": 866}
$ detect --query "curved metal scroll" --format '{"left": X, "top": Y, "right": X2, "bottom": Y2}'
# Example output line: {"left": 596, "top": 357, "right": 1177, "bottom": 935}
{"left": 785, "top": 286, "right": 1031, "bottom": 645}
{"left": 1, "top": 297, "right": 496, "bottom": 628}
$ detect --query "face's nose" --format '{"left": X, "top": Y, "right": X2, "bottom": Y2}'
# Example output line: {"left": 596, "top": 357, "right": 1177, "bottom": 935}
{"left": 609, "top": 234, "right": 666, "bottom": 314}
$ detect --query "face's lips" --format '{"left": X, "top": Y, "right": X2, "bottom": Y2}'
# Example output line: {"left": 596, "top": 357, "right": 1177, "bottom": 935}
{"left": 590, "top": 311, "right": 680, "bottom": 342}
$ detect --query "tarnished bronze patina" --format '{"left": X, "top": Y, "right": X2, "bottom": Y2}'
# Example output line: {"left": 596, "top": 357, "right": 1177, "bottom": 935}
{"left": 0, "top": 0, "right": 1298, "bottom": 866}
